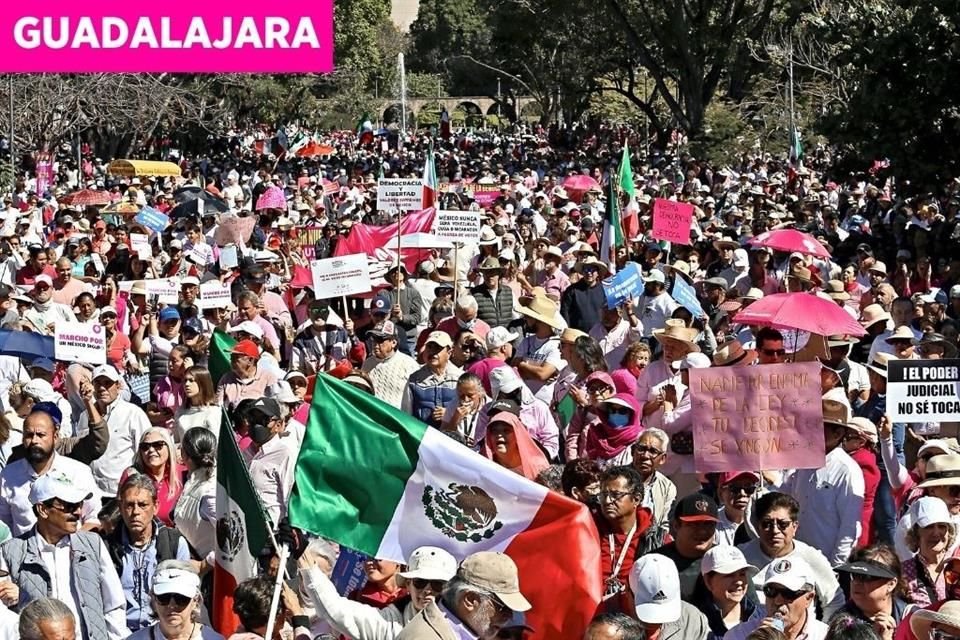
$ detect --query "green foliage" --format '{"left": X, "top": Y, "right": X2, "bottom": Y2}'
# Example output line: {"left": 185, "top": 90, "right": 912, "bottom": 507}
{"left": 335, "top": 0, "right": 392, "bottom": 81}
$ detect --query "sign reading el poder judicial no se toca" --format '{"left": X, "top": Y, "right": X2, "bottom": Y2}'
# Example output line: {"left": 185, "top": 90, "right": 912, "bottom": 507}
{"left": 887, "top": 358, "right": 960, "bottom": 423}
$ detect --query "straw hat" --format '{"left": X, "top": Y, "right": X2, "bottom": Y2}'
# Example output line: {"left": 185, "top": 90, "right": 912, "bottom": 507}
{"left": 824, "top": 280, "right": 850, "bottom": 301}
{"left": 822, "top": 399, "right": 851, "bottom": 427}
{"left": 478, "top": 256, "right": 502, "bottom": 271}
{"left": 652, "top": 319, "right": 701, "bottom": 352}
{"left": 573, "top": 242, "right": 597, "bottom": 257}
{"left": 920, "top": 455, "right": 960, "bottom": 488}
{"left": 911, "top": 596, "right": 960, "bottom": 639}
{"left": 915, "top": 332, "right": 959, "bottom": 358}
{"left": 867, "top": 352, "right": 896, "bottom": 378}
{"left": 847, "top": 417, "right": 878, "bottom": 444}
{"left": 713, "top": 238, "right": 739, "bottom": 251}
{"left": 788, "top": 264, "right": 812, "bottom": 284}
{"left": 560, "top": 328, "right": 587, "bottom": 345}
{"left": 827, "top": 334, "right": 859, "bottom": 347}
{"left": 666, "top": 260, "right": 692, "bottom": 281}
{"left": 517, "top": 295, "right": 563, "bottom": 330}
{"left": 576, "top": 256, "right": 610, "bottom": 276}
{"left": 884, "top": 325, "right": 916, "bottom": 344}
{"left": 129, "top": 280, "right": 148, "bottom": 296}
{"left": 869, "top": 261, "right": 888, "bottom": 276}
{"left": 479, "top": 227, "right": 499, "bottom": 246}
{"left": 860, "top": 304, "right": 891, "bottom": 328}
{"left": 741, "top": 288, "right": 764, "bottom": 302}
{"left": 712, "top": 339, "right": 756, "bottom": 367}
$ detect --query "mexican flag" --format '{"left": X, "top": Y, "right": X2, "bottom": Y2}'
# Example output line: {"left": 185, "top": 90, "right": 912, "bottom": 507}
{"left": 600, "top": 179, "right": 623, "bottom": 273}
{"left": 619, "top": 144, "right": 640, "bottom": 240}
{"left": 212, "top": 410, "right": 271, "bottom": 635}
{"left": 357, "top": 114, "right": 374, "bottom": 146}
{"left": 289, "top": 375, "right": 602, "bottom": 640}
{"left": 789, "top": 125, "right": 803, "bottom": 166}
{"left": 422, "top": 143, "right": 438, "bottom": 209}
{"left": 209, "top": 329, "right": 236, "bottom": 387}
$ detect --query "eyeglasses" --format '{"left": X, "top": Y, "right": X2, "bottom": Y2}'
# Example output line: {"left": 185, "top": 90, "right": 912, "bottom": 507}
{"left": 760, "top": 518, "right": 794, "bottom": 532}
{"left": 139, "top": 441, "right": 165, "bottom": 453}
{"left": 411, "top": 578, "right": 446, "bottom": 591}
{"left": 485, "top": 594, "right": 511, "bottom": 617}
{"left": 309, "top": 307, "right": 329, "bottom": 318}
{"left": 931, "top": 629, "right": 960, "bottom": 640}
{"left": 156, "top": 593, "right": 192, "bottom": 608}
{"left": 598, "top": 490, "right": 633, "bottom": 503}
{"left": 761, "top": 349, "right": 786, "bottom": 357}
{"left": 726, "top": 484, "right": 758, "bottom": 496}
{"left": 763, "top": 585, "right": 807, "bottom": 601}
{"left": 633, "top": 445, "right": 664, "bottom": 457}
{"left": 48, "top": 499, "right": 84, "bottom": 513}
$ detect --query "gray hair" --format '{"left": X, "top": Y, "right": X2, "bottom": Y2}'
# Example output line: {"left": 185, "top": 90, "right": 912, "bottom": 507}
{"left": 19, "top": 598, "right": 74, "bottom": 640}
{"left": 456, "top": 294, "right": 478, "bottom": 313}
{"left": 305, "top": 537, "right": 340, "bottom": 568}
{"left": 639, "top": 427, "right": 669, "bottom": 453}
{"left": 441, "top": 575, "right": 493, "bottom": 609}
{"left": 118, "top": 472, "right": 158, "bottom": 503}
{"left": 237, "top": 290, "right": 261, "bottom": 306}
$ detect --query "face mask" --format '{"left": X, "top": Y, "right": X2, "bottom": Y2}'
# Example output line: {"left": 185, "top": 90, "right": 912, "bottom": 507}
{"left": 608, "top": 412, "right": 631, "bottom": 428}
{"left": 250, "top": 422, "right": 273, "bottom": 445}
{"left": 457, "top": 318, "right": 476, "bottom": 330}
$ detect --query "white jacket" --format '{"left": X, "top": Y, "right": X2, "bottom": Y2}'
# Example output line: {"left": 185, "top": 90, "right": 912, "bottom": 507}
{"left": 304, "top": 567, "right": 418, "bottom": 640}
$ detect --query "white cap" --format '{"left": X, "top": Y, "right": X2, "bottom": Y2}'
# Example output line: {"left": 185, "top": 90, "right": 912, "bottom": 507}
{"left": 91, "top": 364, "right": 121, "bottom": 383}
{"left": 700, "top": 546, "right": 759, "bottom": 577}
{"left": 630, "top": 554, "right": 681, "bottom": 624}
{"left": 643, "top": 270, "right": 666, "bottom": 284}
{"left": 490, "top": 366, "right": 523, "bottom": 396}
{"left": 153, "top": 567, "right": 201, "bottom": 597}
{"left": 266, "top": 380, "right": 300, "bottom": 404}
{"left": 762, "top": 557, "right": 814, "bottom": 592}
{"left": 911, "top": 496, "right": 953, "bottom": 529}
{"left": 733, "top": 248, "right": 749, "bottom": 268}
{"left": 672, "top": 352, "right": 712, "bottom": 371}
{"left": 398, "top": 546, "right": 458, "bottom": 581}
{"left": 180, "top": 275, "right": 200, "bottom": 287}
{"left": 486, "top": 326, "right": 519, "bottom": 351}
{"left": 22, "top": 379, "right": 58, "bottom": 402}
{"left": 950, "top": 284, "right": 960, "bottom": 299}
{"left": 29, "top": 471, "right": 93, "bottom": 505}
{"left": 228, "top": 320, "right": 265, "bottom": 340}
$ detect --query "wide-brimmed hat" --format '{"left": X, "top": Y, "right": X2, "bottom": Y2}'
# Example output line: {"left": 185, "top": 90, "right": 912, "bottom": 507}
{"left": 914, "top": 332, "right": 959, "bottom": 357}
{"left": 827, "top": 334, "right": 859, "bottom": 347}
{"left": 911, "top": 599, "right": 960, "bottom": 640}
{"left": 867, "top": 352, "right": 896, "bottom": 377}
{"left": 713, "top": 238, "right": 739, "bottom": 251}
{"left": 847, "top": 417, "right": 878, "bottom": 444}
{"left": 712, "top": 339, "right": 756, "bottom": 367}
{"left": 652, "top": 319, "right": 700, "bottom": 351}
{"left": 824, "top": 280, "right": 850, "bottom": 301}
{"left": 517, "top": 295, "right": 563, "bottom": 329}
{"left": 822, "top": 399, "right": 850, "bottom": 427}
{"left": 885, "top": 325, "right": 916, "bottom": 344}
{"left": 576, "top": 256, "right": 609, "bottom": 276}
{"left": 477, "top": 256, "right": 502, "bottom": 271}
{"left": 478, "top": 227, "right": 499, "bottom": 246}
{"left": 788, "top": 264, "right": 813, "bottom": 284}
{"left": 860, "top": 304, "right": 891, "bottom": 328}
{"left": 919, "top": 454, "right": 960, "bottom": 488}
{"left": 869, "top": 261, "right": 889, "bottom": 276}
{"left": 666, "top": 260, "right": 692, "bottom": 281}
{"left": 740, "top": 288, "right": 764, "bottom": 302}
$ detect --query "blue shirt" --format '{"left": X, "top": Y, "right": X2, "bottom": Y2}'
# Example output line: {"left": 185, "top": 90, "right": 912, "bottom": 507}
{"left": 120, "top": 523, "right": 191, "bottom": 632}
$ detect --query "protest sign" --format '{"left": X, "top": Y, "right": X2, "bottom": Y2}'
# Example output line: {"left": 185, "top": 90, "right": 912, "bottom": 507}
{"left": 134, "top": 208, "right": 169, "bottom": 234}
{"left": 219, "top": 245, "right": 239, "bottom": 270}
{"left": 310, "top": 253, "right": 372, "bottom": 300}
{"left": 188, "top": 242, "right": 213, "bottom": 266}
{"left": 887, "top": 358, "right": 960, "bottom": 422}
{"left": 652, "top": 199, "right": 693, "bottom": 245}
{"left": 214, "top": 216, "right": 256, "bottom": 248}
{"left": 198, "top": 281, "right": 232, "bottom": 310}
{"left": 294, "top": 226, "right": 326, "bottom": 261}
{"left": 671, "top": 275, "right": 705, "bottom": 318}
{"left": 689, "top": 362, "right": 825, "bottom": 473}
{"left": 465, "top": 184, "right": 500, "bottom": 207}
{"left": 330, "top": 547, "right": 368, "bottom": 596}
{"left": 130, "top": 232, "right": 151, "bottom": 259}
{"left": 54, "top": 321, "right": 106, "bottom": 365}
{"left": 601, "top": 262, "right": 644, "bottom": 308}
{"left": 433, "top": 210, "right": 482, "bottom": 242}
{"left": 144, "top": 277, "right": 180, "bottom": 305}
{"left": 377, "top": 178, "right": 423, "bottom": 212}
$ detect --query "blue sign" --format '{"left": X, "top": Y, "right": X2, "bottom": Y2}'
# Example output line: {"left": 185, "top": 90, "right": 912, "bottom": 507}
{"left": 331, "top": 546, "right": 368, "bottom": 596}
{"left": 671, "top": 275, "right": 706, "bottom": 319}
{"left": 134, "top": 207, "right": 170, "bottom": 234}
{"left": 602, "top": 262, "right": 644, "bottom": 309}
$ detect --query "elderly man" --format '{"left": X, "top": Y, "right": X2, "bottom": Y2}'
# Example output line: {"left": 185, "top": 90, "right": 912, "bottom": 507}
{"left": 50, "top": 258, "right": 87, "bottom": 307}
{"left": 440, "top": 372, "right": 490, "bottom": 448}
{"left": 436, "top": 294, "right": 492, "bottom": 342}
{"left": 0, "top": 472, "right": 127, "bottom": 640}
{"left": 216, "top": 339, "right": 279, "bottom": 409}
{"left": 18, "top": 598, "right": 76, "bottom": 640}
{"left": 361, "top": 319, "right": 419, "bottom": 409}
{"left": 396, "top": 551, "right": 531, "bottom": 640}
{"left": 0, "top": 404, "right": 100, "bottom": 537}
{"left": 402, "top": 332, "right": 463, "bottom": 428}
{"left": 472, "top": 257, "right": 514, "bottom": 329}
{"left": 103, "top": 474, "right": 191, "bottom": 632}
{"left": 23, "top": 274, "right": 76, "bottom": 335}
{"left": 583, "top": 613, "right": 645, "bottom": 640}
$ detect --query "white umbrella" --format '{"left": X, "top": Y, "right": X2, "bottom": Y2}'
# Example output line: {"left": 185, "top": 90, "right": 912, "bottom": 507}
{"left": 398, "top": 232, "right": 454, "bottom": 250}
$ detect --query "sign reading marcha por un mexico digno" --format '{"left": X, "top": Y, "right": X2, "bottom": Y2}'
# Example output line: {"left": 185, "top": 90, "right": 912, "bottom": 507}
{"left": 0, "top": 2, "right": 334, "bottom": 72}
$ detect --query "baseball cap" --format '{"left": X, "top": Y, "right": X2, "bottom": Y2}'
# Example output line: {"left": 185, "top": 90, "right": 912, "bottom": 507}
{"left": 643, "top": 270, "right": 666, "bottom": 284}
{"left": 158, "top": 307, "right": 181, "bottom": 323}
{"left": 34, "top": 274, "right": 53, "bottom": 288}
{"left": 910, "top": 496, "right": 953, "bottom": 529}
{"left": 486, "top": 326, "right": 519, "bottom": 350}
{"left": 250, "top": 397, "right": 282, "bottom": 420}
{"left": 732, "top": 248, "right": 749, "bottom": 268}
{"left": 459, "top": 551, "right": 531, "bottom": 612}
{"left": 182, "top": 317, "right": 203, "bottom": 335}
{"left": 29, "top": 470, "right": 93, "bottom": 506}
{"left": 369, "top": 320, "right": 397, "bottom": 339}
{"left": 719, "top": 471, "right": 761, "bottom": 486}
{"left": 29, "top": 401, "right": 63, "bottom": 427}
{"left": 228, "top": 320, "right": 264, "bottom": 340}
{"left": 153, "top": 567, "right": 201, "bottom": 597}
{"left": 23, "top": 379, "right": 57, "bottom": 402}
{"left": 951, "top": 284, "right": 960, "bottom": 299}
{"left": 99, "top": 306, "right": 117, "bottom": 318}
{"left": 371, "top": 294, "right": 391, "bottom": 315}
{"left": 29, "top": 357, "right": 56, "bottom": 373}
{"left": 91, "top": 364, "right": 121, "bottom": 383}
{"left": 486, "top": 399, "right": 521, "bottom": 417}
{"left": 230, "top": 339, "right": 260, "bottom": 359}
{"left": 425, "top": 331, "right": 453, "bottom": 349}
{"left": 181, "top": 275, "right": 200, "bottom": 287}
{"left": 630, "top": 554, "right": 681, "bottom": 624}
{"left": 700, "top": 546, "right": 759, "bottom": 577}
{"left": 399, "top": 546, "right": 458, "bottom": 581}
{"left": 762, "top": 557, "right": 815, "bottom": 591}
{"left": 673, "top": 493, "right": 719, "bottom": 523}
{"left": 490, "top": 366, "right": 523, "bottom": 395}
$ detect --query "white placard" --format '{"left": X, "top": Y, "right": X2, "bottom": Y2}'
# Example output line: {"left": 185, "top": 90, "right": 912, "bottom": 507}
{"left": 144, "top": 277, "right": 181, "bottom": 305}
{"left": 887, "top": 358, "right": 960, "bottom": 422}
{"left": 434, "top": 210, "right": 482, "bottom": 242}
{"left": 54, "top": 321, "right": 106, "bottom": 365}
{"left": 310, "top": 253, "right": 372, "bottom": 300}
{"left": 376, "top": 178, "right": 423, "bottom": 212}
{"left": 198, "top": 281, "right": 232, "bottom": 310}
{"left": 130, "top": 232, "right": 151, "bottom": 254}
{"left": 219, "top": 245, "right": 239, "bottom": 270}
{"left": 188, "top": 242, "right": 213, "bottom": 266}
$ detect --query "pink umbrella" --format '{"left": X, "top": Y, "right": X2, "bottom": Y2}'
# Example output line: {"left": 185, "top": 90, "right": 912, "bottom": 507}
{"left": 748, "top": 229, "right": 831, "bottom": 259}
{"left": 255, "top": 186, "right": 286, "bottom": 210}
{"left": 562, "top": 174, "right": 601, "bottom": 204}
{"left": 733, "top": 292, "right": 866, "bottom": 337}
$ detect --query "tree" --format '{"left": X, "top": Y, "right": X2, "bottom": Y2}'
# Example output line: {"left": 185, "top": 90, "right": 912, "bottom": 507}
{"left": 335, "top": 0, "right": 393, "bottom": 82}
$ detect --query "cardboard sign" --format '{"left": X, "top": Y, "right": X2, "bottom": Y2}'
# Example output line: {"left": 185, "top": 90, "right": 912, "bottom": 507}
{"left": 464, "top": 184, "right": 500, "bottom": 208}
{"left": 214, "top": 215, "right": 257, "bottom": 248}
{"left": 601, "top": 262, "right": 644, "bottom": 308}
{"left": 689, "top": 362, "right": 825, "bottom": 473}
{"left": 54, "top": 321, "right": 106, "bottom": 365}
{"left": 652, "top": 199, "right": 693, "bottom": 245}
{"left": 134, "top": 208, "right": 170, "bottom": 234}
{"left": 198, "top": 281, "right": 232, "bottom": 310}
{"left": 433, "top": 210, "right": 482, "bottom": 242}
{"left": 144, "top": 277, "right": 180, "bottom": 305}
{"left": 130, "top": 232, "right": 151, "bottom": 258}
{"left": 376, "top": 178, "right": 423, "bottom": 212}
{"left": 887, "top": 358, "right": 960, "bottom": 422}
{"left": 310, "top": 253, "right": 372, "bottom": 300}
{"left": 219, "top": 245, "right": 239, "bottom": 270}
{"left": 671, "top": 275, "right": 705, "bottom": 318}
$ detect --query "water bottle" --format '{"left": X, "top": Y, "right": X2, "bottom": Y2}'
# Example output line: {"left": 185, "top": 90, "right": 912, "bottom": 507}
{"left": 771, "top": 614, "right": 785, "bottom": 632}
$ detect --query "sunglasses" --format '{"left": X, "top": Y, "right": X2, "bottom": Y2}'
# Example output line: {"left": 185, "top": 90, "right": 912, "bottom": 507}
{"left": 139, "top": 441, "right": 165, "bottom": 453}
{"left": 761, "top": 349, "right": 786, "bottom": 357}
{"left": 156, "top": 593, "right": 192, "bottom": 608}
{"left": 633, "top": 445, "right": 664, "bottom": 457}
{"left": 411, "top": 578, "right": 446, "bottom": 591}
{"left": 760, "top": 518, "right": 794, "bottom": 532}
{"left": 850, "top": 572, "right": 890, "bottom": 583}
{"left": 48, "top": 499, "right": 84, "bottom": 513}
{"left": 726, "top": 484, "right": 758, "bottom": 496}
{"left": 762, "top": 584, "right": 807, "bottom": 601}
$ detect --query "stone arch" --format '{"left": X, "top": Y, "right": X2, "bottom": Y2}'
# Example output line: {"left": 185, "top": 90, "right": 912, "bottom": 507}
{"left": 486, "top": 101, "right": 516, "bottom": 123}
{"left": 382, "top": 103, "right": 415, "bottom": 126}
{"left": 454, "top": 101, "right": 485, "bottom": 128}
{"left": 519, "top": 100, "right": 543, "bottom": 121}
{"left": 415, "top": 101, "right": 443, "bottom": 127}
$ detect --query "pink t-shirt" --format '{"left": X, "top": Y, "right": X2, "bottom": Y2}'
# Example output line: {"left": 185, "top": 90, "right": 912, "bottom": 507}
{"left": 467, "top": 358, "right": 510, "bottom": 396}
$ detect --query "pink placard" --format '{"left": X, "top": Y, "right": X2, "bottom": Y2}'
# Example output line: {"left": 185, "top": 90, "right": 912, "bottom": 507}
{"left": 652, "top": 198, "right": 693, "bottom": 245}
{"left": 0, "top": 2, "right": 333, "bottom": 72}
{"left": 689, "top": 362, "right": 825, "bottom": 473}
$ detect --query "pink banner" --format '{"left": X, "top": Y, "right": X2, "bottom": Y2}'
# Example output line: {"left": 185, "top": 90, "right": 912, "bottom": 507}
{"left": 0, "top": 2, "right": 333, "bottom": 72}
{"left": 35, "top": 153, "right": 54, "bottom": 195}
{"left": 334, "top": 207, "right": 437, "bottom": 272}
{"left": 689, "top": 362, "right": 825, "bottom": 473}
{"left": 467, "top": 184, "right": 501, "bottom": 208}
{"left": 652, "top": 198, "right": 693, "bottom": 245}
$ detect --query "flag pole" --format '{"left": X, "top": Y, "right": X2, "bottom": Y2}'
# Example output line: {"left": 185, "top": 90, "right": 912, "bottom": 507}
{"left": 396, "top": 208, "right": 403, "bottom": 309}
{"left": 453, "top": 242, "right": 460, "bottom": 305}
{"left": 263, "top": 544, "right": 290, "bottom": 640}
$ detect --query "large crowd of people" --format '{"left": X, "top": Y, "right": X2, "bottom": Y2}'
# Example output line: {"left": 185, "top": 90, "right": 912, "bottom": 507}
{"left": 0, "top": 122, "right": 956, "bottom": 640}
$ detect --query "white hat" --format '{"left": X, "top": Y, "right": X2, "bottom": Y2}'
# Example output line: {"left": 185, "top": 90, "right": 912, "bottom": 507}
{"left": 700, "top": 546, "right": 759, "bottom": 577}
{"left": 672, "top": 352, "right": 712, "bottom": 371}
{"left": 762, "top": 557, "right": 814, "bottom": 592}
{"left": 490, "top": 366, "right": 523, "bottom": 396}
{"left": 732, "top": 248, "right": 749, "bottom": 268}
{"left": 479, "top": 227, "right": 499, "bottom": 245}
{"left": 180, "top": 275, "right": 200, "bottom": 287}
{"left": 153, "top": 567, "right": 201, "bottom": 597}
{"left": 630, "top": 554, "right": 681, "bottom": 624}
{"left": 29, "top": 470, "right": 93, "bottom": 505}
{"left": 22, "top": 379, "right": 58, "bottom": 402}
{"left": 911, "top": 496, "right": 953, "bottom": 529}
{"left": 398, "top": 546, "right": 458, "bottom": 581}
{"left": 499, "top": 248, "right": 516, "bottom": 262}
{"left": 91, "top": 363, "right": 121, "bottom": 383}
{"left": 643, "top": 270, "right": 666, "bottom": 284}
{"left": 486, "top": 326, "right": 519, "bottom": 351}
{"left": 846, "top": 417, "right": 878, "bottom": 444}
{"left": 228, "top": 320, "right": 265, "bottom": 340}
{"left": 266, "top": 381, "right": 300, "bottom": 404}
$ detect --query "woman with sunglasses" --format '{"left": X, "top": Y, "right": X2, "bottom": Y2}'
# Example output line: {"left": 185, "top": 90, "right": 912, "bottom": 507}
{"left": 300, "top": 545, "right": 457, "bottom": 640}
{"left": 835, "top": 545, "right": 910, "bottom": 640}
{"left": 127, "top": 561, "right": 223, "bottom": 640}
{"left": 121, "top": 428, "right": 185, "bottom": 527}
{"left": 902, "top": 498, "right": 956, "bottom": 607}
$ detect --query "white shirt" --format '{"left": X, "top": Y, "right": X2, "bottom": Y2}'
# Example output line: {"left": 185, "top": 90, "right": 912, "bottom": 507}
{"left": 0, "top": 603, "right": 17, "bottom": 640}
{"left": 590, "top": 319, "right": 643, "bottom": 371}
{"left": 0, "top": 453, "right": 100, "bottom": 536}
{"left": 77, "top": 397, "right": 151, "bottom": 494}
{"left": 515, "top": 335, "right": 566, "bottom": 405}
{"left": 868, "top": 326, "right": 923, "bottom": 363}
{"left": 634, "top": 292, "right": 679, "bottom": 338}
{"left": 780, "top": 447, "right": 865, "bottom": 566}
{"left": 248, "top": 436, "right": 295, "bottom": 526}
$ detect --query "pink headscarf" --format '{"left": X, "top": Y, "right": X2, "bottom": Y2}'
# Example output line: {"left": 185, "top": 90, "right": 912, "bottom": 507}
{"left": 482, "top": 411, "right": 550, "bottom": 481}
{"left": 610, "top": 369, "right": 638, "bottom": 396}
{"left": 584, "top": 392, "right": 642, "bottom": 460}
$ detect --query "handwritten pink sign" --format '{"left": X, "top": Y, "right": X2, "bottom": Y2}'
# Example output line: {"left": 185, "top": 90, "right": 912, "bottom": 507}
{"left": 689, "top": 362, "right": 825, "bottom": 473}
{"left": 0, "top": 2, "right": 333, "bottom": 72}
{"left": 652, "top": 199, "right": 693, "bottom": 245}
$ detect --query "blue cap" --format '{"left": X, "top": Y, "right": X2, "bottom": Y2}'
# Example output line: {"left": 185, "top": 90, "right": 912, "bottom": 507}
{"left": 159, "top": 307, "right": 181, "bottom": 322}
{"left": 371, "top": 294, "right": 391, "bottom": 315}
{"left": 183, "top": 317, "right": 203, "bottom": 335}
{"left": 30, "top": 401, "right": 62, "bottom": 427}
{"left": 935, "top": 289, "right": 949, "bottom": 305}
{"left": 30, "top": 357, "right": 56, "bottom": 372}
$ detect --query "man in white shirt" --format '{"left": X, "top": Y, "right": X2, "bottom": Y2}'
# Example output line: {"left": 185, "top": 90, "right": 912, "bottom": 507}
{"left": 515, "top": 296, "right": 566, "bottom": 405}
{"left": 245, "top": 398, "right": 295, "bottom": 527}
{"left": 0, "top": 404, "right": 99, "bottom": 537}
{"left": 634, "top": 270, "right": 679, "bottom": 338}
{"left": 76, "top": 364, "right": 150, "bottom": 495}
{"left": 779, "top": 400, "right": 865, "bottom": 567}
{"left": 590, "top": 304, "right": 643, "bottom": 371}
{"left": 22, "top": 274, "right": 76, "bottom": 335}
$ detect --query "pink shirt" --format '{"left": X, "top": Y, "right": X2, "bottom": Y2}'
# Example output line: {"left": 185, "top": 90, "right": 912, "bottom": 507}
{"left": 216, "top": 370, "right": 279, "bottom": 408}
{"left": 467, "top": 357, "right": 510, "bottom": 396}
{"left": 435, "top": 316, "right": 491, "bottom": 341}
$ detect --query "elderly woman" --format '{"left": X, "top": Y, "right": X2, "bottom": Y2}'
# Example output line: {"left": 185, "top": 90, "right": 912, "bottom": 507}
{"left": 301, "top": 545, "right": 457, "bottom": 640}
{"left": 127, "top": 561, "right": 224, "bottom": 640}
{"left": 482, "top": 411, "right": 550, "bottom": 481}
{"left": 903, "top": 497, "right": 956, "bottom": 607}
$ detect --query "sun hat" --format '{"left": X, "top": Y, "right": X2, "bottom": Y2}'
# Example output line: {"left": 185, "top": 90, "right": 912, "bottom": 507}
{"left": 712, "top": 339, "right": 756, "bottom": 367}
{"left": 458, "top": 551, "right": 531, "bottom": 612}
{"left": 486, "top": 327, "right": 519, "bottom": 350}
{"left": 517, "top": 295, "right": 563, "bottom": 330}
{"left": 911, "top": 601, "right": 960, "bottom": 640}
{"left": 885, "top": 325, "right": 916, "bottom": 344}
{"left": 918, "top": 439, "right": 960, "bottom": 458}
{"left": 919, "top": 455, "right": 960, "bottom": 488}
{"left": 867, "top": 352, "right": 896, "bottom": 378}
{"left": 822, "top": 399, "right": 851, "bottom": 428}
{"left": 672, "top": 352, "right": 712, "bottom": 371}
{"left": 399, "top": 546, "right": 458, "bottom": 582}
{"left": 846, "top": 417, "right": 878, "bottom": 444}
{"left": 910, "top": 496, "right": 953, "bottom": 529}
{"left": 576, "top": 256, "right": 610, "bottom": 276}
{"left": 836, "top": 559, "right": 898, "bottom": 581}
{"left": 824, "top": 280, "right": 850, "bottom": 301}
{"left": 630, "top": 554, "right": 681, "bottom": 624}
{"left": 652, "top": 319, "right": 700, "bottom": 351}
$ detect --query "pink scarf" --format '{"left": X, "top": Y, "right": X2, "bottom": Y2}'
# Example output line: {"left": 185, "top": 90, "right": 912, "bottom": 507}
{"left": 584, "top": 393, "right": 643, "bottom": 460}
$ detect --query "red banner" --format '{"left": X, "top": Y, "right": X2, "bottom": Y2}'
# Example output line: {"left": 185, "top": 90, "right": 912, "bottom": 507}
{"left": 333, "top": 207, "right": 437, "bottom": 273}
